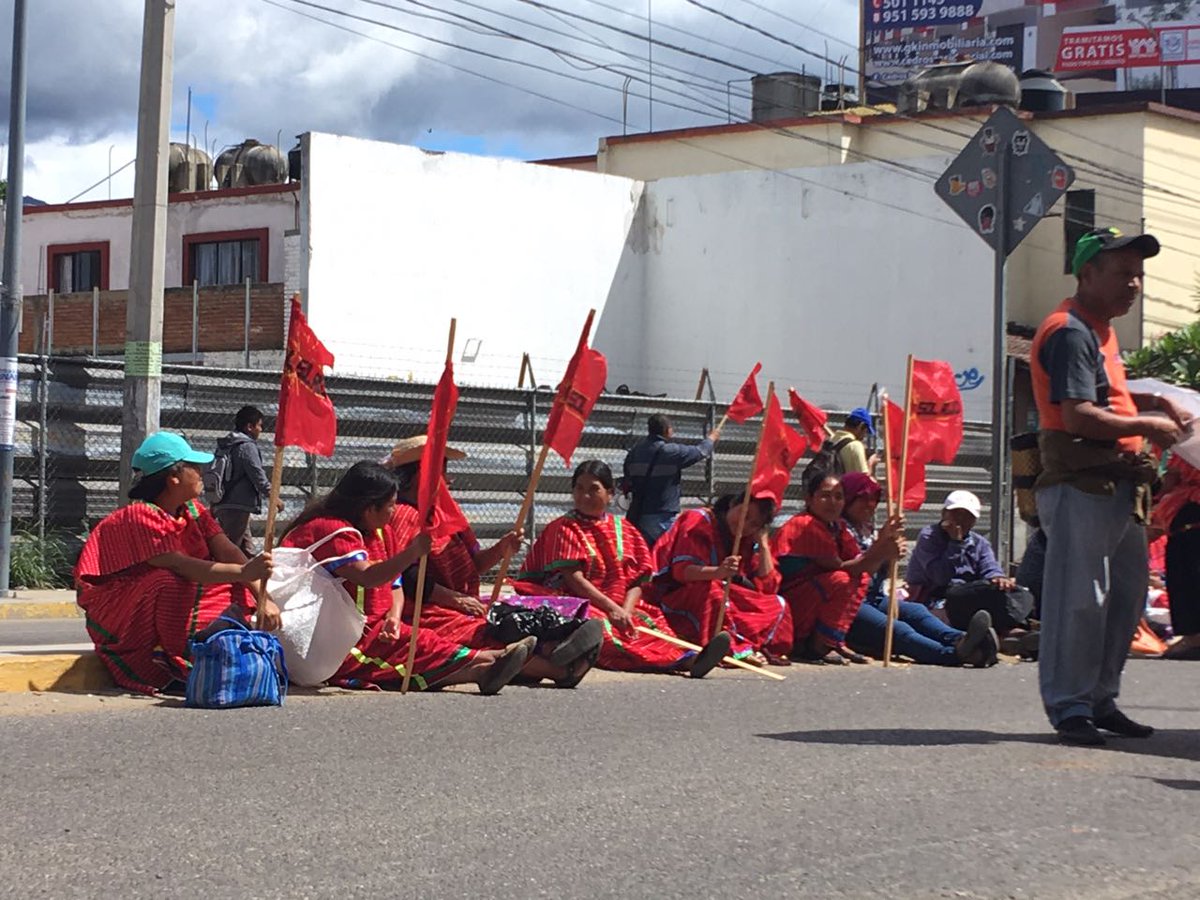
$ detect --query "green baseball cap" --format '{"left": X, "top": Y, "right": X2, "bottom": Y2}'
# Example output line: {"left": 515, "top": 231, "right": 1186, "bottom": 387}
{"left": 131, "top": 431, "right": 213, "bottom": 476}
{"left": 1071, "top": 226, "right": 1160, "bottom": 277}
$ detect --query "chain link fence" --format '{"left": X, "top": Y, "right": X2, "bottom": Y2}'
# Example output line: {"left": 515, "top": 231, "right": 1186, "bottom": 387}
{"left": 10, "top": 354, "right": 998, "bottom": 586}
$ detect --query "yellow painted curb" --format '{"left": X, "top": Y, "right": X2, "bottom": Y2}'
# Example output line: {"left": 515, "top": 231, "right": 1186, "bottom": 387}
{"left": 0, "top": 653, "right": 113, "bottom": 693}
{"left": 0, "top": 602, "right": 83, "bottom": 620}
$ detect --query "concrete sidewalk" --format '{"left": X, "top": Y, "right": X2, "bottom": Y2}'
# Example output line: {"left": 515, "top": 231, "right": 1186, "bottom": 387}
{"left": 0, "top": 589, "right": 103, "bottom": 693}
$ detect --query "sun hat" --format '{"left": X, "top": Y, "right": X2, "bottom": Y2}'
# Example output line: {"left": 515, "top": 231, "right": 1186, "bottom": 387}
{"left": 1071, "top": 226, "right": 1159, "bottom": 277}
{"left": 131, "top": 432, "right": 213, "bottom": 476}
{"left": 943, "top": 490, "right": 982, "bottom": 519}
{"left": 846, "top": 406, "right": 877, "bottom": 438}
{"left": 386, "top": 435, "right": 467, "bottom": 467}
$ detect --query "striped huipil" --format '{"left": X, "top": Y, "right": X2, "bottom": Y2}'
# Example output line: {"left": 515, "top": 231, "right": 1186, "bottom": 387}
{"left": 281, "top": 516, "right": 476, "bottom": 690}
{"left": 513, "top": 511, "right": 692, "bottom": 672}
{"left": 74, "top": 500, "right": 255, "bottom": 694}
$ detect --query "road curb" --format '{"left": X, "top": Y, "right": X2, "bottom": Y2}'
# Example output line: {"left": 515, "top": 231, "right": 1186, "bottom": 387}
{"left": 0, "top": 652, "right": 112, "bottom": 693}
{"left": 0, "top": 601, "right": 83, "bottom": 620}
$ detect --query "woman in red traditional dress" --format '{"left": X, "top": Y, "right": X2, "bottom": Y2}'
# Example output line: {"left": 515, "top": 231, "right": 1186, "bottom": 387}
{"left": 74, "top": 432, "right": 277, "bottom": 695}
{"left": 280, "top": 461, "right": 534, "bottom": 694}
{"left": 381, "top": 436, "right": 603, "bottom": 688}
{"left": 772, "top": 466, "right": 904, "bottom": 664}
{"left": 513, "top": 460, "right": 730, "bottom": 676}
{"left": 645, "top": 493, "right": 792, "bottom": 665}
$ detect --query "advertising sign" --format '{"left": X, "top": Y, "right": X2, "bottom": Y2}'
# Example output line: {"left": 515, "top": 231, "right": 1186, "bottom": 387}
{"left": 1056, "top": 22, "right": 1200, "bottom": 70}
{"left": 867, "top": 0, "right": 982, "bottom": 32}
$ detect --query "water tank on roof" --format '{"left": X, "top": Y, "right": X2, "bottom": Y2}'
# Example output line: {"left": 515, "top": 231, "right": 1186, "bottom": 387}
{"left": 751, "top": 72, "right": 821, "bottom": 122}
{"left": 821, "top": 82, "right": 857, "bottom": 111}
{"left": 898, "top": 61, "right": 1021, "bottom": 114}
{"left": 168, "top": 142, "right": 213, "bottom": 193}
{"left": 1019, "top": 69, "right": 1069, "bottom": 112}
{"left": 214, "top": 139, "right": 288, "bottom": 189}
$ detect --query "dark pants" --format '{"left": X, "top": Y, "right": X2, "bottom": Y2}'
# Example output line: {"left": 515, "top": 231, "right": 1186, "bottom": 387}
{"left": 214, "top": 507, "right": 255, "bottom": 558}
{"left": 847, "top": 595, "right": 964, "bottom": 665}
{"left": 944, "top": 580, "right": 1035, "bottom": 632}
{"left": 631, "top": 512, "right": 676, "bottom": 548}
{"left": 1167, "top": 502, "right": 1200, "bottom": 637}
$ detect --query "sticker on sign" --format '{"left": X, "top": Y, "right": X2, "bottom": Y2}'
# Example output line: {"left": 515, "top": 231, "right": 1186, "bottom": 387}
{"left": 0, "top": 357, "right": 17, "bottom": 450}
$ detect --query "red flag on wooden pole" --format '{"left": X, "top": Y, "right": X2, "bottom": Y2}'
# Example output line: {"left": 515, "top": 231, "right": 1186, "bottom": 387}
{"left": 750, "top": 392, "right": 807, "bottom": 506}
{"left": 416, "top": 349, "right": 459, "bottom": 531}
{"left": 885, "top": 396, "right": 928, "bottom": 511}
{"left": 276, "top": 296, "right": 337, "bottom": 457}
{"left": 908, "top": 358, "right": 965, "bottom": 464}
{"left": 787, "top": 388, "right": 829, "bottom": 446}
{"left": 725, "top": 362, "right": 764, "bottom": 424}
{"left": 489, "top": 310, "right": 602, "bottom": 603}
{"left": 262, "top": 295, "right": 337, "bottom": 554}
{"left": 544, "top": 326, "right": 607, "bottom": 467}
{"left": 403, "top": 318, "right": 458, "bottom": 695}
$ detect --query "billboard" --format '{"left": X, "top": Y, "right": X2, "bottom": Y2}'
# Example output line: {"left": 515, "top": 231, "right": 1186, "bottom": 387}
{"left": 864, "top": 0, "right": 1200, "bottom": 90}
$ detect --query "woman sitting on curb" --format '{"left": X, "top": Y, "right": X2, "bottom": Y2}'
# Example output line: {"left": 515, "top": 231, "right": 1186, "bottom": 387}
{"left": 74, "top": 432, "right": 277, "bottom": 695}
{"left": 382, "top": 436, "right": 603, "bottom": 688}
{"left": 280, "top": 461, "right": 533, "bottom": 694}
{"left": 512, "top": 460, "right": 731, "bottom": 678}
{"left": 839, "top": 473, "right": 998, "bottom": 667}
{"left": 772, "top": 466, "right": 904, "bottom": 665}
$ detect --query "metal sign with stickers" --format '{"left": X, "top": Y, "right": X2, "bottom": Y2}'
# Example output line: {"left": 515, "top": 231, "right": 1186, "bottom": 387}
{"left": 933, "top": 106, "right": 1075, "bottom": 257}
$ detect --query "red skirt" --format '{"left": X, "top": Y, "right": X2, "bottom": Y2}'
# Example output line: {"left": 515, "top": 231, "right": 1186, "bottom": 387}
{"left": 782, "top": 570, "right": 864, "bottom": 648}
{"left": 402, "top": 598, "right": 504, "bottom": 652}
{"left": 330, "top": 617, "right": 477, "bottom": 691}
{"left": 79, "top": 567, "right": 253, "bottom": 694}
{"left": 651, "top": 581, "right": 793, "bottom": 659}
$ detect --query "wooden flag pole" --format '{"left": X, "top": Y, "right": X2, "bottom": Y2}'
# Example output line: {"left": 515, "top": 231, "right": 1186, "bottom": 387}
{"left": 714, "top": 381, "right": 775, "bottom": 638}
{"left": 633, "top": 626, "right": 786, "bottom": 680}
{"left": 882, "top": 356, "right": 915, "bottom": 667}
{"left": 262, "top": 446, "right": 285, "bottom": 555}
{"left": 489, "top": 309, "right": 597, "bottom": 603}
{"left": 401, "top": 318, "right": 456, "bottom": 694}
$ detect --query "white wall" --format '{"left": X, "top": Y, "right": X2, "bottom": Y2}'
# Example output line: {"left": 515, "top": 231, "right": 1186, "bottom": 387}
{"left": 300, "top": 133, "right": 995, "bottom": 420}
{"left": 18, "top": 189, "right": 296, "bottom": 293}
{"left": 301, "top": 133, "right": 645, "bottom": 384}
{"left": 599, "top": 158, "right": 996, "bottom": 420}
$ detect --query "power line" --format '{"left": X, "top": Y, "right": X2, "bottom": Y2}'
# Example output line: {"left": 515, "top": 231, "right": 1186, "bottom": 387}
{"left": 730, "top": 0, "right": 858, "bottom": 53}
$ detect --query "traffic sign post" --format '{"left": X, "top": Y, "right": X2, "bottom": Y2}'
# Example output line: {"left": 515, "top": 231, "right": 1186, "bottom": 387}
{"left": 934, "top": 107, "right": 1075, "bottom": 564}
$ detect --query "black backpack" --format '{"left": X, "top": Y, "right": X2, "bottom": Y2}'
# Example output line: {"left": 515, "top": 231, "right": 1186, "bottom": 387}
{"left": 807, "top": 435, "right": 854, "bottom": 477}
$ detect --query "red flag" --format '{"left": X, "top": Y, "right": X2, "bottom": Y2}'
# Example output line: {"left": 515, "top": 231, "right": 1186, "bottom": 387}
{"left": 885, "top": 397, "right": 927, "bottom": 511}
{"left": 545, "top": 323, "right": 608, "bottom": 466}
{"left": 908, "top": 359, "right": 964, "bottom": 464}
{"left": 751, "top": 392, "right": 808, "bottom": 506}
{"left": 726, "top": 363, "right": 764, "bottom": 423}
{"left": 787, "top": 388, "right": 828, "bottom": 446}
{"left": 276, "top": 296, "right": 337, "bottom": 456}
{"left": 417, "top": 360, "right": 459, "bottom": 533}
{"left": 428, "top": 479, "right": 470, "bottom": 552}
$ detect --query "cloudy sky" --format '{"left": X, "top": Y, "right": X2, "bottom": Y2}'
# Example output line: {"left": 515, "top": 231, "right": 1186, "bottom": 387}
{"left": 0, "top": 0, "right": 858, "bottom": 203}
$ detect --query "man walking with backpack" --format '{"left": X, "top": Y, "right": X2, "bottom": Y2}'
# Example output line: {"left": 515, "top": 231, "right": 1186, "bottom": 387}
{"left": 825, "top": 407, "right": 880, "bottom": 476}
{"left": 209, "top": 405, "right": 279, "bottom": 556}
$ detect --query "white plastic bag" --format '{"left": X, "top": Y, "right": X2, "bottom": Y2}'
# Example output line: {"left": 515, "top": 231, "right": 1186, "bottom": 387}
{"left": 266, "top": 527, "right": 366, "bottom": 687}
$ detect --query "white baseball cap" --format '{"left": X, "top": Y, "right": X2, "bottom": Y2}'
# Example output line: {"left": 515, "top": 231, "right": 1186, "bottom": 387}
{"left": 943, "top": 490, "right": 981, "bottom": 519}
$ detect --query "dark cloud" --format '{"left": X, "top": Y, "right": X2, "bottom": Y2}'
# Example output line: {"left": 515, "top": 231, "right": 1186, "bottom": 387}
{"left": 0, "top": 0, "right": 858, "bottom": 164}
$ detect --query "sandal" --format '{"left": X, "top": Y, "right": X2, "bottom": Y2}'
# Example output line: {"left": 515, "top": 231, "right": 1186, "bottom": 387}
{"left": 479, "top": 636, "right": 536, "bottom": 695}
{"left": 553, "top": 622, "right": 604, "bottom": 688}
{"left": 548, "top": 620, "right": 604, "bottom": 668}
{"left": 689, "top": 631, "right": 732, "bottom": 679}
{"left": 836, "top": 646, "right": 870, "bottom": 665}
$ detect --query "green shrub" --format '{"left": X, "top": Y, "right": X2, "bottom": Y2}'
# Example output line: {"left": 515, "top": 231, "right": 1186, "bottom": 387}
{"left": 7, "top": 529, "right": 72, "bottom": 590}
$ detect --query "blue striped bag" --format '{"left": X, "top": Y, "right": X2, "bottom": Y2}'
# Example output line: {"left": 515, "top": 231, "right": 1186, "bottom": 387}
{"left": 185, "top": 617, "right": 288, "bottom": 709}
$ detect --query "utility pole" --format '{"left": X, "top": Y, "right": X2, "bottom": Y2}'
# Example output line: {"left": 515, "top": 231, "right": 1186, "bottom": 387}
{"left": 0, "top": 0, "right": 29, "bottom": 595}
{"left": 120, "top": 0, "right": 175, "bottom": 495}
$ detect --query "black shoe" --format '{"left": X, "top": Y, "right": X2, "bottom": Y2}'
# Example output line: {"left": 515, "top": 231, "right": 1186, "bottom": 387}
{"left": 548, "top": 619, "right": 604, "bottom": 668}
{"left": 955, "top": 610, "right": 996, "bottom": 667}
{"left": 1094, "top": 709, "right": 1154, "bottom": 738}
{"left": 553, "top": 622, "right": 604, "bottom": 689}
{"left": 480, "top": 636, "right": 536, "bottom": 696}
{"left": 1056, "top": 716, "right": 1106, "bottom": 746}
{"left": 689, "top": 631, "right": 731, "bottom": 679}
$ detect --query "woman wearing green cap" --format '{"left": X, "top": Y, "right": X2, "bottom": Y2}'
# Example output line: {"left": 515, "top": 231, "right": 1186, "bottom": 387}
{"left": 74, "top": 431, "right": 276, "bottom": 695}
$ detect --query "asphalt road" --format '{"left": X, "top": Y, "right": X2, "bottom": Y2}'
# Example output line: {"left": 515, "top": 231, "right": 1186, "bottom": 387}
{"left": 2, "top": 659, "right": 1199, "bottom": 899}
